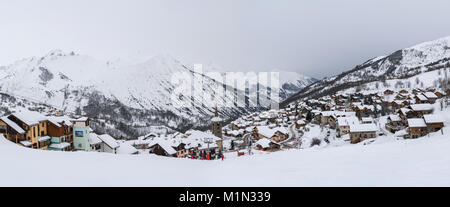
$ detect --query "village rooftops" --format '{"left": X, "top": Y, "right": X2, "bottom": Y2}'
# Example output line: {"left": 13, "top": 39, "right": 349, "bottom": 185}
{"left": 1, "top": 116, "right": 25, "bottom": 134}
{"left": 98, "top": 134, "right": 120, "bottom": 149}
{"left": 407, "top": 118, "right": 427, "bottom": 128}
{"left": 349, "top": 124, "right": 378, "bottom": 133}
{"left": 409, "top": 104, "right": 434, "bottom": 112}
{"left": 423, "top": 115, "right": 444, "bottom": 124}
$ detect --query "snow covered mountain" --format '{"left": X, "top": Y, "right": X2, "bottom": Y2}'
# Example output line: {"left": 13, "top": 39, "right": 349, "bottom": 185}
{"left": 282, "top": 36, "right": 450, "bottom": 106}
{"left": 278, "top": 71, "right": 317, "bottom": 100}
{"left": 0, "top": 50, "right": 258, "bottom": 135}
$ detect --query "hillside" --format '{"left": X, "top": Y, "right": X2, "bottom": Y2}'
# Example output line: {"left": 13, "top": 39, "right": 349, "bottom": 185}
{"left": 282, "top": 36, "right": 450, "bottom": 106}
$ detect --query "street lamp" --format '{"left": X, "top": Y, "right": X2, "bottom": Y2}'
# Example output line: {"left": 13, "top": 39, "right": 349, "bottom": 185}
{"left": 204, "top": 137, "right": 213, "bottom": 153}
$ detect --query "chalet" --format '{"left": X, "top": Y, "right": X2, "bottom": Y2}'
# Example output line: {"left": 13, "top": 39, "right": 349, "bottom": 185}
{"left": 414, "top": 94, "right": 429, "bottom": 104}
{"left": 3, "top": 111, "right": 50, "bottom": 150}
{"left": 406, "top": 118, "right": 427, "bottom": 138}
{"left": 148, "top": 140, "right": 177, "bottom": 157}
{"left": 398, "top": 108, "right": 416, "bottom": 124}
{"left": 0, "top": 116, "right": 26, "bottom": 145}
{"left": 47, "top": 116, "right": 74, "bottom": 151}
{"left": 409, "top": 104, "right": 434, "bottom": 117}
{"left": 97, "top": 134, "right": 119, "bottom": 154}
{"left": 337, "top": 117, "right": 359, "bottom": 136}
{"left": 385, "top": 115, "right": 403, "bottom": 133}
{"left": 255, "top": 138, "right": 281, "bottom": 151}
{"left": 349, "top": 124, "right": 378, "bottom": 144}
{"left": 423, "top": 115, "right": 445, "bottom": 132}
{"left": 254, "top": 126, "right": 289, "bottom": 142}
{"left": 423, "top": 92, "right": 438, "bottom": 104}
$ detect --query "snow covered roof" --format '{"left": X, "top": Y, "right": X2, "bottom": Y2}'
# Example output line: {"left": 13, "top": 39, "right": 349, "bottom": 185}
{"left": 150, "top": 140, "right": 177, "bottom": 155}
{"left": 423, "top": 92, "right": 438, "bottom": 99}
{"left": 416, "top": 94, "right": 428, "bottom": 101}
{"left": 256, "top": 126, "right": 288, "bottom": 138}
{"left": 337, "top": 117, "right": 359, "bottom": 126}
{"left": 1, "top": 116, "right": 25, "bottom": 134}
{"left": 98, "top": 134, "right": 119, "bottom": 149}
{"left": 89, "top": 133, "right": 102, "bottom": 145}
{"left": 49, "top": 142, "right": 71, "bottom": 149}
{"left": 361, "top": 117, "right": 374, "bottom": 123}
{"left": 47, "top": 116, "right": 73, "bottom": 127}
{"left": 388, "top": 115, "right": 402, "bottom": 122}
{"left": 349, "top": 124, "right": 378, "bottom": 133}
{"left": 118, "top": 142, "right": 138, "bottom": 154}
{"left": 11, "top": 111, "right": 47, "bottom": 126}
{"left": 255, "top": 138, "right": 279, "bottom": 148}
{"left": 407, "top": 118, "right": 427, "bottom": 128}
{"left": 423, "top": 115, "right": 444, "bottom": 124}
{"left": 410, "top": 104, "right": 434, "bottom": 112}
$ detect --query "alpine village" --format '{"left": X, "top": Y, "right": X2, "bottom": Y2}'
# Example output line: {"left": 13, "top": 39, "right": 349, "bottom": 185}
{"left": 0, "top": 85, "right": 447, "bottom": 160}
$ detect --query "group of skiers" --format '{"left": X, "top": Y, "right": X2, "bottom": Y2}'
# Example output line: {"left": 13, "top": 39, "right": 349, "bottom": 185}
{"left": 188, "top": 149, "right": 224, "bottom": 160}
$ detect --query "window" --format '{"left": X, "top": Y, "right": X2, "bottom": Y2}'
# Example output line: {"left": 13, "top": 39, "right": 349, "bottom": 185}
{"left": 75, "top": 131, "right": 84, "bottom": 137}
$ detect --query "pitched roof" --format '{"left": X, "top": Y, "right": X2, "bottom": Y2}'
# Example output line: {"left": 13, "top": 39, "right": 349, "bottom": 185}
{"left": 98, "top": 134, "right": 119, "bottom": 149}
{"left": 0, "top": 116, "right": 25, "bottom": 134}
{"left": 423, "top": 115, "right": 444, "bottom": 124}
{"left": 117, "top": 142, "right": 138, "bottom": 154}
{"left": 349, "top": 124, "right": 378, "bottom": 133}
{"left": 407, "top": 118, "right": 427, "bottom": 128}
{"left": 410, "top": 104, "right": 434, "bottom": 112}
{"left": 255, "top": 138, "right": 279, "bottom": 148}
{"left": 388, "top": 115, "right": 402, "bottom": 122}
{"left": 423, "top": 92, "right": 438, "bottom": 99}
{"left": 89, "top": 133, "right": 103, "bottom": 145}
{"left": 11, "top": 111, "right": 47, "bottom": 126}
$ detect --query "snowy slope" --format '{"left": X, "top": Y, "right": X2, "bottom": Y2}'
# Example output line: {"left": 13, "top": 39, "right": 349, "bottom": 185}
{"left": 283, "top": 36, "right": 450, "bottom": 105}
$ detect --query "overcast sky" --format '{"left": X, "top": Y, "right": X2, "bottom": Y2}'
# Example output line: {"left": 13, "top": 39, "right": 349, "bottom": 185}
{"left": 1, "top": 0, "right": 450, "bottom": 79}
